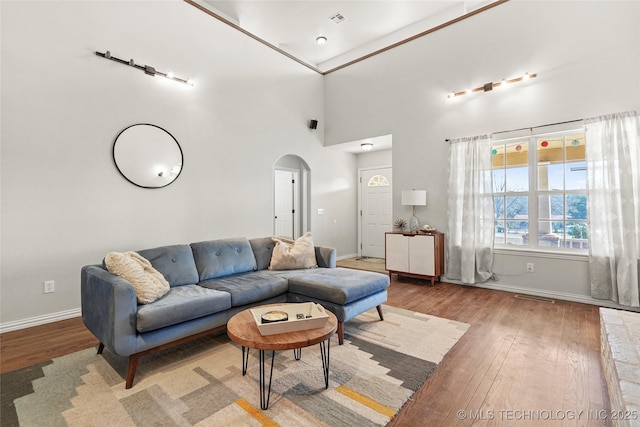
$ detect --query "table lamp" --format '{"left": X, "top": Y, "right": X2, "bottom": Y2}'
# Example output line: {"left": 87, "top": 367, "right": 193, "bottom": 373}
{"left": 401, "top": 190, "right": 427, "bottom": 232}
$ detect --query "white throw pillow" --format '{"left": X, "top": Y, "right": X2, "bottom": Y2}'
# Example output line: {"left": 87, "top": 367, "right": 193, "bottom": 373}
{"left": 105, "top": 251, "right": 170, "bottom": 304}
{"left": 269, "top": 232, "right": 318, "bottom": 270}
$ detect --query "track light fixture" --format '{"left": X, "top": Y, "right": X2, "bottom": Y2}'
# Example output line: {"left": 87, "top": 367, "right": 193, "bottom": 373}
{"left": 447, "top": 72, "right": 536, "bottom": 99}
{"left": 95, "top": 50, "right": 194, "bottom": 86}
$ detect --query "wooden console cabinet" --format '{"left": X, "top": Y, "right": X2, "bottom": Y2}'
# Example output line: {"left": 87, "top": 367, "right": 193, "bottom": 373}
{"left": 385, "top": 232, "right": 445, "bottom": 285}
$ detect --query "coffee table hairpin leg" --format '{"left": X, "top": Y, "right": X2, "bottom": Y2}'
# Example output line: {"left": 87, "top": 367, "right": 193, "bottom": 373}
{"left": 241, "top": 346, "right": 250, "bottom": 375}
{"left": 292, "top": 341, "right": 330, "bottom": 389}
{"left": 320, "top": 340, "right": 330, "bottom": 389}
{"left": 242, "top": 339, "right": 331, "bottom": 410}
{"left": 240, "top": 346, "right": 276, "bottom": 410}
{"left": 259, "top": 350, "right": 276, "bottom": 410}
{"left": 294, "top": 340, "right": 331, "bottom": 389}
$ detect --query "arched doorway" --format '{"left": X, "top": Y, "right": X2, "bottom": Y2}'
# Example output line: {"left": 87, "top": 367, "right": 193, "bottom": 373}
{"left": 273, "top": 155, "right": 310, "bottom": 239}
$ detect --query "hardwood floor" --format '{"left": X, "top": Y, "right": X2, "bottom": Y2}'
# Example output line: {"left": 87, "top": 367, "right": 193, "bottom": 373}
{"left": 0, "top": 277, "right": 610, "bottom": 426}
{"left": 0, "top": 317, "right": 98, "bottom": 373}
{"left": 386, "top": 278, "right": 610, "bottom": 427}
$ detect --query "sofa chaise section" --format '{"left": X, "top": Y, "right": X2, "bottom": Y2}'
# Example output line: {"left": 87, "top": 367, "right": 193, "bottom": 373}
{"left": 285, "top": 268, "right": 389, "bottom": 344}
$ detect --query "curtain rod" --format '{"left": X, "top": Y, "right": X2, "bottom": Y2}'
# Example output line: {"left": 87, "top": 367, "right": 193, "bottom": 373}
{"left": 445, "top": 118, "right": 584, "bottom": 142}
{"left": 492, "top": 118, "right": 584, "bottom": 135}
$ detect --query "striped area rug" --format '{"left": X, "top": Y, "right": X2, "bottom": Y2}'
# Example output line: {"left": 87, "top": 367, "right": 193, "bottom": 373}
{"left": 1, "top": 305, "right": 468, "bottom": 426}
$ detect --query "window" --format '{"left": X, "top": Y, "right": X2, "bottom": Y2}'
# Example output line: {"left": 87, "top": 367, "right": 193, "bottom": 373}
{"left": 367, "top": 175, "right": 390, "bottom": 187}
{"left": 492, "top": 128, "right": 588, "bottom": 251}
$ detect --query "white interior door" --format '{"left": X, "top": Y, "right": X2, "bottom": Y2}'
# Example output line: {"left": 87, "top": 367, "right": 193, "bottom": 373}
{"left": 274, "top": 169, "right": 299, "bottom": 239}
{"left": 360, "top": 167, "right": 392, "bottom": 258}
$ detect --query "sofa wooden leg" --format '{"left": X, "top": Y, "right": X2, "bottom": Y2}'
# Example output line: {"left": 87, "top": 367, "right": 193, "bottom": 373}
{"left": 125, "top": 354, "right": 140, "bottom": 389}
{"left": 376, "top": 305, "right": 384, "bottom": 321}
{"left": 97, "top": 342, "right": 105, "bottom": 354}
{"left": 337, "top": 321, "right": 344, "bottom": 345}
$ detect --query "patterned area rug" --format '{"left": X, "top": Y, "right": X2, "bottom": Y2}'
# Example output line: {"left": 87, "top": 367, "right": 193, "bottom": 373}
{"left": 1, "top": 306, "right": 468, "bottom": 426}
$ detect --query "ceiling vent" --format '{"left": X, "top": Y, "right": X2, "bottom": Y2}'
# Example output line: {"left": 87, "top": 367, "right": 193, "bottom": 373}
{"left": 330, "top": 12, "right": 346, "bottom": 24}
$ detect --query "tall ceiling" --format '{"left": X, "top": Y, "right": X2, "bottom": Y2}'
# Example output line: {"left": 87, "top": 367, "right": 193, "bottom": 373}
{"left": 188, "top": 0, "right": 505, "bottom": 74}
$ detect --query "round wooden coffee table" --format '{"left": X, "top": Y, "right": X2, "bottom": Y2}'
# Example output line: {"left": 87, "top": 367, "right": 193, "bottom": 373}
{"left": 227, "top": 303, "right": 337, "bottom": 410}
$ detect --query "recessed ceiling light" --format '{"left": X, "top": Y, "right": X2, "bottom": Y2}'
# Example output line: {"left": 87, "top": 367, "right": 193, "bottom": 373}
{"left": 316, "top": 36, "right": 327, "bottom": 46}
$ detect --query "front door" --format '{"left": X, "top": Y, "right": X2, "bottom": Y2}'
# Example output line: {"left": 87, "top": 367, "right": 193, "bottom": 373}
{"left": 360, "top": 167, "right": 392, "bottom": 258}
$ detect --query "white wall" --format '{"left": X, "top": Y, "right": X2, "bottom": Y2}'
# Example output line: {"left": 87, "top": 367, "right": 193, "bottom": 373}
{"left": 0, "top": 1, "right": 358, "bottom": 327}
{"left": 357, "top": 149, "right": 392, "bottom": 170}
{"left": 325, "top": 1, "right": 640, "bottom": 304}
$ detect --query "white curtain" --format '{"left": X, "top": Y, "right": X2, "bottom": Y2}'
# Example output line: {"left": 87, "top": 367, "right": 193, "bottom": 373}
{"left": 446, "top": 134, "right": 495, "bottom": 284}
{"left": 585, "top": 111, "right": 640, "bottom": 307}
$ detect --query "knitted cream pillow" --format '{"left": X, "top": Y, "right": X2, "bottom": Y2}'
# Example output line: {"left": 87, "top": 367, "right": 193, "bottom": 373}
{"left": 269, "top": 232, "right": 318, "bottom": 270}
{"left": 105, "top": 251, "right": 170, "bottom": 304}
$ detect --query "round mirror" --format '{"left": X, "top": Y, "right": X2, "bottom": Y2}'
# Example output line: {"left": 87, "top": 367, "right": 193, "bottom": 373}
{"left": 113, "top": 124, "right": 183, "bottom": 188}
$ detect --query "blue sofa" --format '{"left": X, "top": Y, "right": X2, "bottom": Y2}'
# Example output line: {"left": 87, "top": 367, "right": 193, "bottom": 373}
{"left": 81, "top": 236, "right": 389, "bottom": 388}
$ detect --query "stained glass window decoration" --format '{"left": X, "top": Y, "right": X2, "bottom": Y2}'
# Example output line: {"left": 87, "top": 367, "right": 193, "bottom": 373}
{"left": 368, "top": 175, "right": 390, "bottom": 187}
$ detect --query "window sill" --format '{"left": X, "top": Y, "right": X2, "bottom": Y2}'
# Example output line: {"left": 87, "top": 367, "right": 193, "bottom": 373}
{"left": 493, "top": 247, "right": 588, "bottom": 261}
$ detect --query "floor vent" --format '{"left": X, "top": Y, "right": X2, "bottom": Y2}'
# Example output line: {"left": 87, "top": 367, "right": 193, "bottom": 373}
{"left": 514, "top": 294, "right": 555, "bottom": 304}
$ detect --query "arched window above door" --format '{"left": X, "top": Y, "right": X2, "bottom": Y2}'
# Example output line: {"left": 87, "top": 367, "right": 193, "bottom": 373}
{"left": 367, "top": 174, "right": 390, "bottom": 187}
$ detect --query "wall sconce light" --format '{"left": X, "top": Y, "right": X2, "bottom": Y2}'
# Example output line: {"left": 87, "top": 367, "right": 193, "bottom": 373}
{"left": 401, "top": 190, "right": 427, "bottom": 232}
{"left": 447, "top": 72, "right": 536, "bottom": 99}
{"left": 360, "top": 143, "right": 374, "bottom": 151}
{"left": 95, "top": 50, "right": 194, "bottom": 86}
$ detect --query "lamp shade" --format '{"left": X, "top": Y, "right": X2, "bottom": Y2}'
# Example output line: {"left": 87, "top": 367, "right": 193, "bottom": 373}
{"left": 401, "top": 190, "right": 427, "bottom": 206}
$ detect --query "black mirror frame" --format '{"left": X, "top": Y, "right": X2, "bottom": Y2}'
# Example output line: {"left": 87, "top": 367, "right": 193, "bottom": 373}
{"left": 112, "top": 123, "right": 184, "bottom": 189}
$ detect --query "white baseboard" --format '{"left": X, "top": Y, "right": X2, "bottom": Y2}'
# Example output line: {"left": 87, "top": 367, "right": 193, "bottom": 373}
{"left": 0, "top": 308, "right": 82, "bottom": 334}
{"left": 337, "top": 253, "right": 359, "bottom": 261}
{"left": 444, "top": 277, "right": 640, "bottom": 312}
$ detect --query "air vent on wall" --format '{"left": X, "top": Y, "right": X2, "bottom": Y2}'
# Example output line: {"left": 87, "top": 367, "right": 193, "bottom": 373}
{"left": 330, "top": 12, "right": 346, "bottom": 24}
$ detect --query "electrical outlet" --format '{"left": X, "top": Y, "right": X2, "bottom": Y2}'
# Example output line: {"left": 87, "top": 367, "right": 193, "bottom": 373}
{"left": 526, "top": 263, "right": 534, "bottom": 273}
{"left": 44, "top": 280, "right": 55, "bottom": 293}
